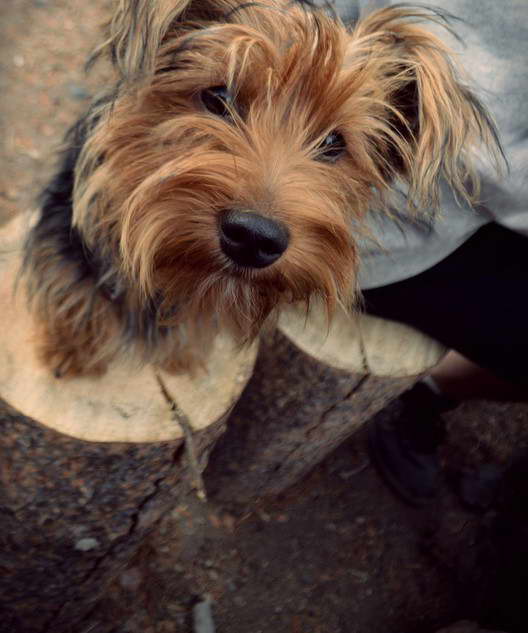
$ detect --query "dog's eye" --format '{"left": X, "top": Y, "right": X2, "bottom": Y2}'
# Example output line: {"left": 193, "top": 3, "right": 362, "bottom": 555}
{"left": 317, "top": 131, "right": 347, "bottom": 162}
{"left": 200, "top": 85, "right": 234, "bottom": 119}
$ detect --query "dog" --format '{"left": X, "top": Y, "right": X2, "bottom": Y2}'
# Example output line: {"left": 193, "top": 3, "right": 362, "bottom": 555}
{"left": 23, "top": 0, "right": 501, "bottom": 378}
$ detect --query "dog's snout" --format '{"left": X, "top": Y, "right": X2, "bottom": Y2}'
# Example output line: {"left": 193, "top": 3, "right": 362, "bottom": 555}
{"left": 219, "top": 210, "right": 289, "bottom": 268}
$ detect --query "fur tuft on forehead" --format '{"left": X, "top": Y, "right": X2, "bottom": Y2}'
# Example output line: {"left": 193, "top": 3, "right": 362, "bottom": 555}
{"left": 92, "top": 0, "right": 342, "bottom": 80}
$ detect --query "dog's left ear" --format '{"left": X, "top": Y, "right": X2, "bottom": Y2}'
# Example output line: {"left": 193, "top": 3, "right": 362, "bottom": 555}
{"left": 93, "top": 0, "right": 229, "bottom": 79}
{"left": 351, "top": 6, "right": 504, "bottom": 208}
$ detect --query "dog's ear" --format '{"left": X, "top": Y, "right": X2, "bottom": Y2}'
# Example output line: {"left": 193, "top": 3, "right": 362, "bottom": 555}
{"left": 92, "top": 0, "right": 229, "bottom": 79}
{"left": 351, "top": 6, "right": 504, "bottom": 208}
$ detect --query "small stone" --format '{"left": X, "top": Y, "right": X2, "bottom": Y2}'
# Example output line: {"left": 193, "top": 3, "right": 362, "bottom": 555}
{"left": 233, "top": 595, "right": 246, "bottom": 607}
{"left": 193, "top": 596, "right": 215, "bottom": 633}
{"left": 74, "top": 537, "right": 100, "bottom": 552}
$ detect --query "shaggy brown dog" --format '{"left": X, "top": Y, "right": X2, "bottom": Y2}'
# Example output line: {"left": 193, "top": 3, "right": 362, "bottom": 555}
{"left": 23, "top": 0, "right": 501, "bottom": 377}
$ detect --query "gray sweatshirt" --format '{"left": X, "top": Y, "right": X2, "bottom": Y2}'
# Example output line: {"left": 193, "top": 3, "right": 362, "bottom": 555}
{"left": 341, "top": 1, "right": 528, "bottom": 289}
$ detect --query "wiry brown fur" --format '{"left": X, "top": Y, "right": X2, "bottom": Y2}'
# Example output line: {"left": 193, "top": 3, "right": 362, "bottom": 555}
{"left": 24, "top": 0, "right": 502, "bottom": 377}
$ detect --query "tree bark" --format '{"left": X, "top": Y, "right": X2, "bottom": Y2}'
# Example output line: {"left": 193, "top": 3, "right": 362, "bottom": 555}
{"left": 0, "top": 400, "right": 218, "bottom": 632}
{"left": 207, "top": 305, "right": 446, "bottom": 504}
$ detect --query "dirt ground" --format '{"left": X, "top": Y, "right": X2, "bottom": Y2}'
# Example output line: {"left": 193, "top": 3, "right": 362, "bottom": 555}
{"left": 2, "top": 2, "right": 528, "bottom": 632}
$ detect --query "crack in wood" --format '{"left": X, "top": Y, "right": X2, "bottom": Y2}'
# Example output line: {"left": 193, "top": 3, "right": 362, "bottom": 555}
{"left": 41, "top": 445, "right": 184, "bottom": 633}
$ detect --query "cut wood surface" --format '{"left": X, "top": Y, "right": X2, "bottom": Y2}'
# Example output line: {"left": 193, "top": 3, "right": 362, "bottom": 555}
{"left": 0, "top": 213, "right": 257, "bottom": 442}
{"left": 278, "top": 302, "right": 446, "bottom": 377}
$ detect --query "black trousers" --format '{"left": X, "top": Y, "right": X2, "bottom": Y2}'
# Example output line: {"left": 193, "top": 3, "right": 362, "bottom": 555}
{"left": 362, "top": 223, "right": 528, "bottom": 385}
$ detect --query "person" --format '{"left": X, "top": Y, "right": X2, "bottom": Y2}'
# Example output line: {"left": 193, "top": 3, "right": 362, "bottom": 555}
{"left": 349, "top": 0, "right": 528, "bottom": 505}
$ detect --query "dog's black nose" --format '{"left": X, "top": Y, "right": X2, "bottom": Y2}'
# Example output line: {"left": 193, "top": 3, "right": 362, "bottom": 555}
{"left": 219, "top": 210, "right": 289, "bottom": 268}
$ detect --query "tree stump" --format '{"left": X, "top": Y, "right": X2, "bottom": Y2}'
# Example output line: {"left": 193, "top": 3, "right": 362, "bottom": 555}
{"left": 0, "top": 212, "right": 448, "bottom": 630}
{"left": 207, "top": 303, "right": 446, "bottom": 503}
{"left": 0, "top": 214, "right": 257, "bottom": 633}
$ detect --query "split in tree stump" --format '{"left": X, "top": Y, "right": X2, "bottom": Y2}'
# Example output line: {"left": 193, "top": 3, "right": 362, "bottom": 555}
{"left": 207, "top": 303, "right": 446, "bottom": 503}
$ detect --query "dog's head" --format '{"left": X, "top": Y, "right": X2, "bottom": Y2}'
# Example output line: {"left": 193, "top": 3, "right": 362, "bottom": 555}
{"left": 73, "top": 0, "right": 501, "bottom": 353}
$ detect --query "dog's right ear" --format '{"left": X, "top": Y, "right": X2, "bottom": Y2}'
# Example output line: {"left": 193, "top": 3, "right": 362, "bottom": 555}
{"left": 349, "top": 5, "right": 504, "bottom": 209}
{"left": 93, "top": 0, "right": 228, "bottom": 79}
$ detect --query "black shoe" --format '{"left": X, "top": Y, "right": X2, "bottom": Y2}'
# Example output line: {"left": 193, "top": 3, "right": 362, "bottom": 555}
{"left": 368, "top": 381, "right": 457, "bottom": 506}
